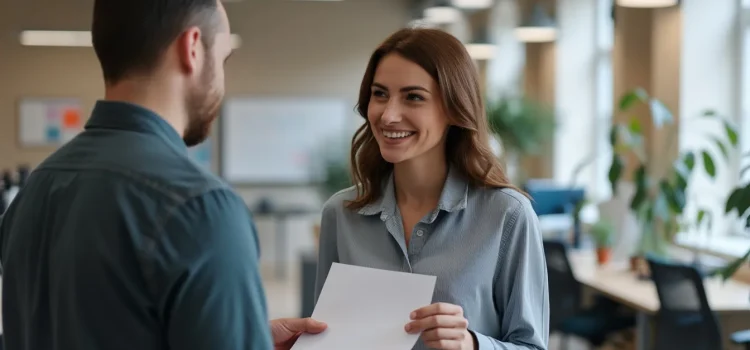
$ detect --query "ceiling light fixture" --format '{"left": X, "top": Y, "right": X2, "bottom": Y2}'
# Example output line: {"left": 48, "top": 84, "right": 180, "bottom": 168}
{"left": 616, "top": 0, "right": 678, "bottom": 7}
{"left": 514, "top": 4, "right": 557, "bottom": 43}
{"left": 451, "top": 0, "right": 493, "bottom": 9}
{"left": 423, "top": 1, "right": 462, "bottom": 24}
{"left": 465, "top": 25, "right": 494, "bottom": 60}
{"left": 465, "top": 43, "right": 495, "bottom": 60}
{"left": 19, "top": 30, "right": 91, "bottom": 47}
{"left": 19, "top": 30, "right": 243, "bottom": 49}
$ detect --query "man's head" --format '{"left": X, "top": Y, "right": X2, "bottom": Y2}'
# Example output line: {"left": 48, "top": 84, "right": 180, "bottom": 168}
{"left": 92, "top": 0, "right": 233, "bottom": 146}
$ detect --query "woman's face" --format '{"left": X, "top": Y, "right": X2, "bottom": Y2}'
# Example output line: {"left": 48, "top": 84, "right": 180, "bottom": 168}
{"left": 367, "top": 53, "right": 450, "bottom": 165}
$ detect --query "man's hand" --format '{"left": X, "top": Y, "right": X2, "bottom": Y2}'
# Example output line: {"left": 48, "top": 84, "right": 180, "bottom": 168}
{"left": 270, "top": 317, "right": 328, "bottom": 350}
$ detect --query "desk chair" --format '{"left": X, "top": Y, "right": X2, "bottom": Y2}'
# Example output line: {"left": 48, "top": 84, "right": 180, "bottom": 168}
{"left": 647, "top": 258, "right": 723, "bottom": 350}
{"left": 543, "top": 240, "right": 636, "bottom": 350}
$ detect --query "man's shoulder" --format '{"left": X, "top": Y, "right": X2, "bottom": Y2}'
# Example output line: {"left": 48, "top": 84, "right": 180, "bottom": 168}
{"left": 41, "top": 133, "right": 229, "bottom": 204}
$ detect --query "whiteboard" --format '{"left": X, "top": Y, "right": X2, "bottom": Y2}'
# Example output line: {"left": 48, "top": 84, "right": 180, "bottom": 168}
{"left": 220, "top": 97, "right": 350, "bottom": 184}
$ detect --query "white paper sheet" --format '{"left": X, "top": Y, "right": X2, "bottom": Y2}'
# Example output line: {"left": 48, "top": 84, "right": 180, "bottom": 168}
{"left": 291, "top": 263, "right": 437, "bottom": 350}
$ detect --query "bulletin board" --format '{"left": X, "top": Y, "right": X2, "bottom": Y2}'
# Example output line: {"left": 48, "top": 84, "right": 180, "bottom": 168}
{"left": 18, "top": 98, "right": 84, "bottom": 147}
{"left": 219, "top": 96, "right": 350, "bottom": 185}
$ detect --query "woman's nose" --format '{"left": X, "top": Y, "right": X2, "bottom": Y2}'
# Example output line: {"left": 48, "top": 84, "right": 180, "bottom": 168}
{"left": 380, "top": 101, "right": 402, "bottom": 124}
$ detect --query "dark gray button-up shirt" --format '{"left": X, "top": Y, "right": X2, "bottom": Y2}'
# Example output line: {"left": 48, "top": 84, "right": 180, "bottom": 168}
{"left": 315, "top": 168, "right": 549, "bottom": 350}
{"left": 0, "top": 101, "right": 272, "bottom": 350}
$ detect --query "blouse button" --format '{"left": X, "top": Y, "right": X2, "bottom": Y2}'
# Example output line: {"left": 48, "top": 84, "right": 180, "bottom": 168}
{"left": 416, "top": 229, "right": 424, "bottom": 237}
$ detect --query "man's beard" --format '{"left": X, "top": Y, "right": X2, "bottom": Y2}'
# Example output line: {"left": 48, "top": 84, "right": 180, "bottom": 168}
{"left": 183, "top": 57, "right": 222, "bottom": 147}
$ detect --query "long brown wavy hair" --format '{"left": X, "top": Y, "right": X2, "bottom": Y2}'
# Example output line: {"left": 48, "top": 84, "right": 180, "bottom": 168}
{"left": 346, "top": 27, "right": 523, "bottom": 210}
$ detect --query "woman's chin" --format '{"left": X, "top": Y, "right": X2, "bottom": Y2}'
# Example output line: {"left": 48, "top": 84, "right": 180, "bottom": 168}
{"left": 380, "top": 151, "right": 408, "bottom": 164}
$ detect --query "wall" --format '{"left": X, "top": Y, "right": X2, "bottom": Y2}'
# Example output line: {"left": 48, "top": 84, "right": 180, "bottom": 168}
{"left": 0, "top": 0, "right": 410, "bottom": 271}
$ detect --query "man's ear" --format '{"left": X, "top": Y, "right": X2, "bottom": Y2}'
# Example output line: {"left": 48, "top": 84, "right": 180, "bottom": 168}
{"left": 176, "top": 27, "right": 203, "bottom": 75}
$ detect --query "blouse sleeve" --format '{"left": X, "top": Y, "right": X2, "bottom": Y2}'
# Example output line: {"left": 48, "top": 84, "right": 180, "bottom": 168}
{"left": 471, "top": 200, "right": 550, "bottom": 350}
{"left": 314, "top": 198, "right": 340, "bottom": 303}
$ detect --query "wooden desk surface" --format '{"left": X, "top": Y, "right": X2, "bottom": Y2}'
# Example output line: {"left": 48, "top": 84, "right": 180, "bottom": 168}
{"left": 568, "top": 250, "right": 750, "bottom": 315}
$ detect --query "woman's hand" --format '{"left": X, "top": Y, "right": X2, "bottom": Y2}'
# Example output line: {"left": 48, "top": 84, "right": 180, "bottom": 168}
{"left": 404, "top": 302, "right": 475, "bottom": 350}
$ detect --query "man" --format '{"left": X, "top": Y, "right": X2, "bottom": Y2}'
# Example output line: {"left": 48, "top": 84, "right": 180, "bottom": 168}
{"left": 0, "top": 0, "right": 325, "bottom": 349}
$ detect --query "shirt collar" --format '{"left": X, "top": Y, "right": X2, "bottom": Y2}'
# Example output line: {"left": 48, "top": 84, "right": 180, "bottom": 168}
{"left": 358, "top": 165, "right": 469, "bottom": 221}
{"left": 85, "top": 100, "right": 188, "bottom": 153}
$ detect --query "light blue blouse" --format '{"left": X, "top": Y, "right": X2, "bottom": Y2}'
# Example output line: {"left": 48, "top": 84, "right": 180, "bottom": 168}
{"left": 315, "top": 167, "right": 549, "bottom": 350}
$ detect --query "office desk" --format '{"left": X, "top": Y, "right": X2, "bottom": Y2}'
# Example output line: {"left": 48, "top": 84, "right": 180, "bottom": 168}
{"left": 252, "top": 207, "right": 317, "bottom": 280}
{"left": 568, "top": 250, "right": 750, "bottom": 350}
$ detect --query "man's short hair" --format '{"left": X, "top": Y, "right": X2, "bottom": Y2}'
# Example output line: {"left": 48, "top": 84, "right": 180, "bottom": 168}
{"left": 92, "top": 0, "right": 220, "bottom": 84}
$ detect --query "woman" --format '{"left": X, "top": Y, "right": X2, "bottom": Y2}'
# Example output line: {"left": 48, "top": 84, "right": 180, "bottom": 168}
{"left": 315, "top": 28, "right": 549, "bottom": 350}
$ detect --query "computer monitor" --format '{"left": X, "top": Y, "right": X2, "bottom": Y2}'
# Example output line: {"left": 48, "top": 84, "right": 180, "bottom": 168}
{"left": 524, "top": 180, "right": 586, "bottom": 247}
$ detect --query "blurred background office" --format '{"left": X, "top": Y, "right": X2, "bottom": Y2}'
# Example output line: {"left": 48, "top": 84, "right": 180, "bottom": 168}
{"left": 1, "top": 0, "right": 750, "bottom": 349}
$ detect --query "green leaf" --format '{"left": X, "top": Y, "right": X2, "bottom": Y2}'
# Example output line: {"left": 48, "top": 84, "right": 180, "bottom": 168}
{"left": 697, "top": 209, "right": 706, "bottom": 226}
{"left": 649, "top": 99, "right": 673, "bottom": 127}
{"left": 702, "top": 150, "right": 716, "bottom": 179}
{"left": 716, "top": 248, "right": 750, "bottom": 281}
{"left": 702, "top": 109, "right": 717, "bottom": 116}
{"left": 673, "top": 170, "right": 687, "bottom": 191}
{"left": 740, "top": 186, "right": 750, "bottom": 217}
{"left": 725, "top": 187, "right": 744, "bottom": 214}
{"left": 618, "top": 88, "right": 649, "bottom": 111}
{"left": 609, "top": 125, "right": 618, "bottom": 146}
{"left": 673, "top": 153, "right": 692, "bottom": 191}
{"left": 696, "top": 208, "right": 713, "bottom": 232}
{"left": 728, "top": 185, "right": 750, "bottom": 217}
{"left": 630, "top": 165, "right": 648, "bottom": 211}
{"left": 628, "top": 118, "right": 643, "bottom": 135}
{"left": 684, "top": 152, "right": 695, "bottom": 171}
{"left": 711, "top": 137, "right": 729, "bottom": 161}
{"left": 659, "top": 179, "right": 686, "bottom": 214}
{"left": 608, "top": 154, "right": 624, "bottom": 195}
{"left": 724, "top": 121, "right": 739, "bottom": 147}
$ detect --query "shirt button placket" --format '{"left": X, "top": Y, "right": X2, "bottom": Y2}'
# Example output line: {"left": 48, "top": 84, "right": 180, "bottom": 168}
{"left": 409, "top": 228, "right": 426, "bottom": 257}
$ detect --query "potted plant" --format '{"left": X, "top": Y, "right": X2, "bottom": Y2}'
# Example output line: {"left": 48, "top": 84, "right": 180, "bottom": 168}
{"left": 312, "top": 153, "right": 352, "bottom": 246}
{"left": 589, "top": 219, "right": 615, "bottom": 265}
{"left": 319, "top": 157, "right": 351, "bottom": 200}
{"left": 607, "top": 88, "right": 739, "bottom": 270}
{"left": 486, "top": 95, "right": 556, "bottom": 184}
{"left": 717, "top": 151, "right": 750, "bottom": 280}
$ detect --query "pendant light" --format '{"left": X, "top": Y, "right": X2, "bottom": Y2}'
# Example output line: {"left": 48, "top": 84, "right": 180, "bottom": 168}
{"left": 465, "top": 21, "right": 494, "bottom": 60}
{"left": 451, "top": 0, "right": 493, "bottom": 9}
{"left": 514, "top": 3, "right": 557, "bottom": 43}
{"left": 423, "top": 1, "right": 462, "bottom": 24}
{"left": 616, "top": 0, "right": 678, "bottom": 8}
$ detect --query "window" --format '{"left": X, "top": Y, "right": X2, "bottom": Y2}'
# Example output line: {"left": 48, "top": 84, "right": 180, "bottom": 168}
{"left": 593, "top": 0, "right": 615, "bottom": 202}
{"left": 675, "top": 0, "right": 750, "bottom": 255}
{"left": 735, "top": 0, "right": 750, "bottom": 237}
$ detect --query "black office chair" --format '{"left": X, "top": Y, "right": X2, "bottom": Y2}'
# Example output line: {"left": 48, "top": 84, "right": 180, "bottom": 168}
{"left": 647, "top": 257, "right": 723, "bottom": 350}
{"left": 543, "top": 240, "right": 636, "bottom": 350}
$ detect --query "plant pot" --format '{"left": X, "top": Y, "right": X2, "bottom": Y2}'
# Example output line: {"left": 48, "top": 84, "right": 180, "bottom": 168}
{"left": 629, "top": 255, "right": 651, "bottom": 279}
{"left": 629, "top": 255, "right": 641, "bottom": 271}
{"left": 596, "top": 247, "right": 612, "bottom": 265}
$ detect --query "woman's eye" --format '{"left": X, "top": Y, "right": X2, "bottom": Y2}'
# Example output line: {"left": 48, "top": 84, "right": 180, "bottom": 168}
{"left": 372, "top": 90, "right": 387, "bottom": 98}
{"left": 406, "top": 93, "right": 425, "bottom": 101}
